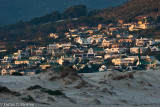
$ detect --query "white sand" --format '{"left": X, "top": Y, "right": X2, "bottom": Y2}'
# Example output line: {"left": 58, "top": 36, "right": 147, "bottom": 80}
{"left": 0, "top": 68, "right": 160, "bottom": 107}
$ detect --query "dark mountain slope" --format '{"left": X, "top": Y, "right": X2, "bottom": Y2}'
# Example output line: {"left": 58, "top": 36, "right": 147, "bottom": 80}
{"left": 97, "top": 0, "right": 160, "bottom": 21}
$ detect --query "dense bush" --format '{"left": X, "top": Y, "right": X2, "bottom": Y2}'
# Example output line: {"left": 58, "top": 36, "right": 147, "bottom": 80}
{"left": 27, "top": 85, "right": 64, "bottom": 96}
{"left": 12, "top": 72, "right": 23, "bottom": 76}
{"left": 62, "top": 5, "right": 87, "bottom": 19}
{"left": 0, "top": 86, "right": 21, "bottom": 96}
{"left": 21, "top": 95, "right": 35, "bottom": 102}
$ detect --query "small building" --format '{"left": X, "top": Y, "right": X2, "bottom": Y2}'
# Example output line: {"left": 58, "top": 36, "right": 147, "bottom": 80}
{"left": 1, "top": 68, "right": 18, "bottom": 75}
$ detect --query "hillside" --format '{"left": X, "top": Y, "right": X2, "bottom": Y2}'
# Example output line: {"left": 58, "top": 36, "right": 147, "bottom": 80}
{"left": 0, "top": 0, "right": 160, "bottom": 43}
{"left": 0, "top": 0, "right": 129, "bottom": 26}
{"left": 97, "top": 0, "right": 160, "bottom": 21}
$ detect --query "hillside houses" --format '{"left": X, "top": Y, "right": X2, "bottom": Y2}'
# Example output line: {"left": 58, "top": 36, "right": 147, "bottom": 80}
{"left": 1, "top": 20, "right": 160, "bottom": 75}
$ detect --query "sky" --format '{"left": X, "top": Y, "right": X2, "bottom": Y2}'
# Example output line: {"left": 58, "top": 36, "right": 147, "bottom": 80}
{"left": 0, "top": 0, "right": 130, "bottom": 26}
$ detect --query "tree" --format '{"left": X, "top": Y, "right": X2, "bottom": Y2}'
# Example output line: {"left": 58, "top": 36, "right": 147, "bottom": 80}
{"left": 157, "top": 16, "right": 160, "bottom": 22}
{"left": 147, "top": 17, "right": 154, "bottom": 22}
{"left": 104, "top": 58, "right": 113, "bottom": 65}
{"left": 62, "top": 5, "right": 87, "bottom": 19}
{"left": 12, "top": 72, "right": 23, "bottom": 76}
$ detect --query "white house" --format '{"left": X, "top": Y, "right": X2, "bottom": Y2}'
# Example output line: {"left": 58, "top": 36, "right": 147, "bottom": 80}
{"left": 110, "top": 48, "right": 128, "bottom": 53}
{"left": 99, "top": 65, "right": 107, "bottom": 72}
{"left": 1, "top": 68, "right": 18, "bottom": 75}
{"left": 112, "top": 58, "right": 135, "bottom": 66}
{"left": 50, "top": 33, "right": 59, "bottom": 39}
{"left": 130, "top": 47, "right": 144, "bottom": 54}
{"left": 76, "top": 37, "right": 92, "bottom": 45}
{"left": 150, "top": 46, "right": 160, "bottom": 52}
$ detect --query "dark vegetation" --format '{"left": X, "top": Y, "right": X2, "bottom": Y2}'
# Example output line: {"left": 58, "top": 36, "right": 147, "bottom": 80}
{"left": 21, "top": 95, "right": 35, "bottom": 102}
{"left": 12, "top": 72, "right": 23, "bottom": 76}
{"left": 50, "top": 66, "right": 80, "bottom": 83}
{"left": 27, "top": 85, "right": 64, "bottom": 96}
{"left": 108, "top": 72, "right": 134, "bottom": 80}
{"left": 0, "top": 86, "right": 21, "bottom": 96}
{"left": 97, "top": 0, "right": 160, "bottom": 22}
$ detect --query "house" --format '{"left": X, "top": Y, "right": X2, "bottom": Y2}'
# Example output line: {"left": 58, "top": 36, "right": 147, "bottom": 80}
{"left": 110, "top": 48, "right": 129, "bottom": 54}
{"left": 40, "top": 63, "right": 51, "bottom": 69}
{"left": 150, "top": 46, "right": 160, "bottom": 52}
{"left": 90, "top": 37, "right": 102, "bottom": 44}
{"left": 71, "top": 33, "right": 80, "bottom": 38}
{"left": 111, "top": 44, "right": 120, "bottom": 48}
{"left": 0, "top": 48, "right": 7, "bottom": 52}
{"left": 72, "top": 64, "right": 85, "bottom": 71}
{"left": 136, "top": 60, "right": 157, "bottom": 69}
{"left": 29, "top": 56, "right": 42, "bottom": 60}
{"left": 61, "top": 56, "right": 75, "bottom": 64}
{"left": 1, "top": 56, "right": 12, "bottom": 63}
{"left": 15, "top": 60, "right": 29, "bottom": 65}
{"left": 69, "top": 29, "right": 78, "bottom": 33}
{"left": 73, "top": 48, "right": 95, "bottom": 59}
{"left": 118, "top": 20, "right": 123, "bottom": 24}
{"left": 104, "top": 53, "right": 126, "bottom": 59}
{"left": 102, "top": 39, "right": 110, "bottom": 47}
{"left": 130, "top": 47, "right": 144, "bottom": 54}
{"left": 74, "top": 54, "right": 83, "bottom": 59}
{"left": 98, "top": 24, "right": 107, "bottom": 30}
{"left": 1, "top": 68, "right": 18, "bottom": 75}
{"left": 99, "top": 65, "right": 107, "bottom": 72}
{"left": 0, "top": 63, "right": 17, "bottom": 69}
{"left": 127, "top": 55, "right": 158, "bottom": 69}
{"left": 112, "top": 58, "right": 135, "bottom": 66}
{"left": 47, "top": 44, "right": 60, "bottom": 54}
{"left": 85, "top": 30, "right": 94, "bottom": 34}
{"left": 102, "top": 38, "right": 116, "bottom": 47}
{"left": 58, "top": 58, "right": 64, "bottom": 65}
{"left": 3, "top": 54, "right": 16, "bottom": 61}
{"left": 128, "top": 55, "right": 156, "bottom": 62}
{"left": 116, "top": 34, "right": 122, "bottom": 38}
{"left": 92, "top": 34, "right": 103, "bottom": 38}
{"left": 14, "top": 50, "right": 29, "bottom": 59}
{"left": 76, "top": 37, "right": 92, "bottom": 45}
{"left": 36, "top": 49, "right": 43, "bottom": 56}
{"left": 118, "top": 39, "right": 132, "bottom": 43}
{"left": 89, "top": 58, "right": 104, "bottom": 65}
{"left": 99, "top": 65, "right": 112, "bottom": 72}
{"left": 52, "top": 49, "right": 65, "bottom": 56}
{"left": 136, "top": 37, "right": 151, "bottom": 47}
{"left": 25, "top": 71, "right": 36, "bottom": 75}
{"left": 127, "top": 35, "right": 134, "bottom": 39}
{"left": 50, "top": 33, "right": 59, "bottom": 39}
{"left": 61, "top": 43, "right": 74, "bottom": 50}
{"left": 72, "top": 48, "right": 86, "bottom": 54}
{"left": 87, "top": 48, "right": 95, "bottom": 58}
{"left": 19, "top": 69, "right": 41, "bottom": 75}
{"left": 15, "top": 60, "right": 41, "bottom": 67}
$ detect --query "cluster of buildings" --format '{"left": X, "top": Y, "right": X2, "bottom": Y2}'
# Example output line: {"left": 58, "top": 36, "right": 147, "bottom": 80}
{"left": 1, "top": 18, "right": 160, "bottom": 75}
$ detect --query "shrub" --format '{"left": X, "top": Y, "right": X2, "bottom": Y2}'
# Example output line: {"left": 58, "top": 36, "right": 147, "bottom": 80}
{"left": 21, "top": 95, "right": 35, "bottom": 102}
{"left": 27, "top": 85, "right": 43, "bottom": 90}
{"left": 27, "top": 85, "right": 64, "bottom": 96}
{"left": 12, "top": 72, "right": 23, "bottom": 76}
{"left": 42, "top": 90, "right": 64, "bottom": 96}
{"left": 0, "top": 86, "right": 21, "bottom": 96}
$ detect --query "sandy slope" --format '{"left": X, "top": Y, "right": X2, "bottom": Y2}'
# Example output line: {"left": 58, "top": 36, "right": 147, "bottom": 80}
{"left": 0, "top": 68, "right": 160, "bottom": 107}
